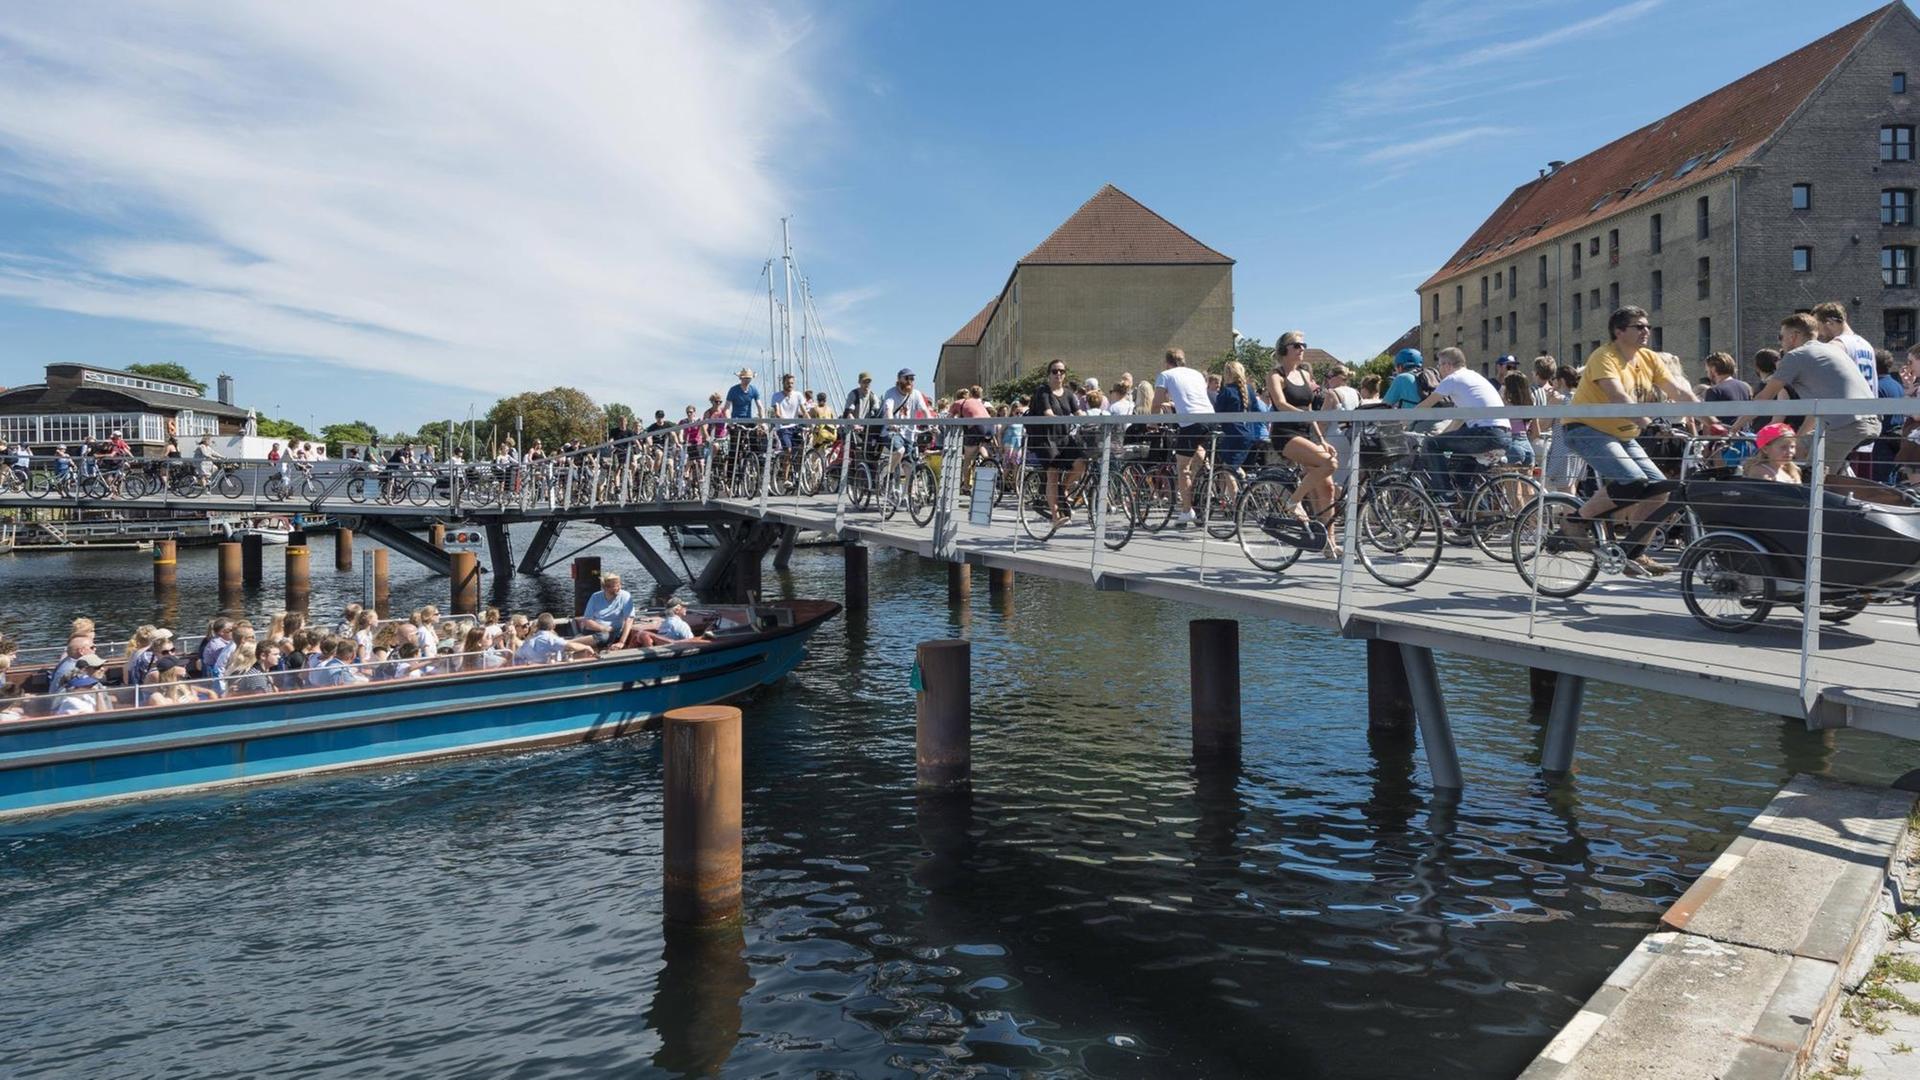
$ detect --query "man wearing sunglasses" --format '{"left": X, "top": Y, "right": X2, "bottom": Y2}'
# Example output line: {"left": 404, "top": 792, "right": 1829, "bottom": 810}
{"left": 881, "top": 368, "right": 933, "bottom": 478}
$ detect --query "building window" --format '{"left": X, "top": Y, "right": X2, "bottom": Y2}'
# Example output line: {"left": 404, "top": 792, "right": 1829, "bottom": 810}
{"left": 1651, "top": 269, "right": 1663, "bottom": 311}
{"left": 1698, "top": 317, "right": 1711, "bottom": 358}
{"left": 1884, "top": 246, "right": 1915, "bottom": 286}
{"left": 1455, "top": 285, "right": 1463, "bottom": 313}
{"left": 1481, "top": 319, "right": 1489, "bottom": 350}
{"left": 1696, "top": 196, "right": 1710, "bottom": 240}
{"left": 1538, "top": 254, "right": 1548, "bottom": 287}
{"left": 1650, "top": 213, "right": 1662, "bottom": 254}
{"left": 1456, "top": 326, "right": 1463, "bottom": 347}
{"left": 1608, "top": 282, "right": 1619, "bottom": 310}
{"left": 1589, "top": 288, "right": 1600, "bottom": 311}
{"left": 1882, "top": 125, "right": 1914, "bottom": 162}
{"left": 1608, "top": 229, "right": 1620, "bottom": 266}
{"left": 1897, "top": 72, "right": 1908, "bottom": 94}
{"left": 1538, "top": 302, "right": 1549, "bottom": 338}
{"left": 1571, "top": 243, "right": 1582, "bottom": 279}
{"left": 1508, "top": 311, "right": 1517, "bottom": 346}
{"left": 1493, "top": 314, "right": 1503, "bottom": 334}
{"left": 1697, "top": 256, "right": 1711, "bottom": 299}
{"left": 1493, "top": 270, "right": 1502, "bottom": 292}
{"left": 1571, "top": 294, "right": 1583, "bottom": 329}
{"left": 1651, "top": 326, "right": 1664, "bottom": 351}
{"left": 1589, "top": 237, "right": 1600, "bottom": 257}
{"left": 1883, "top": 188, "right": 1913, "bottom": 226}
{"left": 1792, "top": 246, "right": 1812, "bottom": 272}
{"left": 1480, "top": 276, "right": 1489, "bottom": 306}
{"left": 1508, "top": 265, "right": 1517, "bottom": 300}
{"left": 1791, "top": 183, "right": 1811, "bottom": 211}
{"left": 1887, "top": 309, "right": 1917, "bottom": 349}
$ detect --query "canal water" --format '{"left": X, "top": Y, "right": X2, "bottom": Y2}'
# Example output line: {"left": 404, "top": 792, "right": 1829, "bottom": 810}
{"left": 1, "top": 528, "right": 1915, "bottom": 1078}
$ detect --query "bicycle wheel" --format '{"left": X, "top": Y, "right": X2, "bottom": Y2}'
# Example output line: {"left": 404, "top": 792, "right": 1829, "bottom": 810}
{"left": 1678, "top": 534, "right": 1777, "bottom": 632}
{"left": 798, "top": 448, "right": 826, "bottom": 496}
{"left": 216, "top": 470, "right": 245, "bottom": 498}
{"left": 1202, "top": 467, "right": 1239, "bottom": 540}
{"left": 26, "top": 471, "right": 51, "bottom": 500}
{"left": 908, "top": 463, "right": 937, "bottom": 527}
{"left": 347, "top": 474, "right": 369, "bottom": 504}
{"left": 406, "top": 478, "right": 432, "bottom": 507}
{"left": 263, "top": 475, "right": 289, "bottom": 502}
{"left": 80, "top": 474, "right": 109, "bottom": 500}
{"left": 847, "top": 459, "right": 874, "bottom": 511}
{"left": 1126, "top": 462, "right": 1175, "bottom": 532}
{"left": 1017, "top": 461, "right": 1060, "bottom": 542}
{"left": 1511, "top": 493, "right": 1601, "bottom": 598}
{"left": 879, "top": 463, "right": 903, "bottom": 521}
{"left": 298, "top": 473, "right": 323, "bottom": 500}
{"left": 1465, "top": 472, "right": 1541, "bottom": 564}
{"left": 1235, "top": 474, "right": 1305, "bottom": 573}
{"left": 1096, "top": 480, "right": 1134, "bottom": 550}
{"left": 1357, "top": 478, "right": 1443, "bottom": 588}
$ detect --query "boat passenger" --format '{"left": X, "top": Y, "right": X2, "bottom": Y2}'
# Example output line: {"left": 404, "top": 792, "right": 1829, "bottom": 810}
{"left": 351, "top": 609, "right": 377, "bottom": 663}
{"left": 576, "top": 573, "right": 635, "bottom": 651}
{"left": 1742, "top": 424, "right": 1803, "bottom": 484}
{"left": 226, "top": 644, "right": 273, "bottom": 697}
{"left": 197, "top": 618, "right": 236, "bottom": 694}
{"left": 631, "top": 601, "right": 713, "bottom": 648}
{"left": 455, "top": 627, "right": 489, "bottom": 672}
{"left": 339, "top": 602, "right": 364, "bottom": 639}
{"left": 122, "top": 626, "right": 156, "bottom": 686}
{"left": 388, "top": 642, "right": 425, "bottom": 678}
{"left": 479, "top": 608, "right": 503, "bottom": 646}
{"left": 55, "top": 663, "right": 110, "bottom": 716}
{"left": 0, "top": 684, "right": 24, "bottom": 724}
{"left": 127, "top": 628, "right": 172, "bottom": 696}
{"left": 150, "top": 665, "right": 216, "bottom": 706}
{"left": 312, "top": 639, "right": 364, "bottom": 688}
{"left": 414, "top": 607, "right": 442, "bottom": 659}
{"left": 516, "top": 613, "right": 593, "bottom": 664}
{"left": 49, "top": 633, "right": 95, "bottom": 695}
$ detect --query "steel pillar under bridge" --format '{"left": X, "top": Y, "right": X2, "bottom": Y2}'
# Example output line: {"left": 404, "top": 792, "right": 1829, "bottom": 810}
{"left": 347, "top": 517, "right": 452, "bottom": 576}
{"left": 690, "top": 519, "right": 784, "bottom": 602}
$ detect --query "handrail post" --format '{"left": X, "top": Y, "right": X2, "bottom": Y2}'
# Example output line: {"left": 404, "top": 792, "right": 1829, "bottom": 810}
{"left": 1196, "top": 429, "right": 1219, "bottom": 586}
{"left": 1798, "top": 416, "right": 1826, "bottom": 713}
{"left": 757, "top": 421, "right": 773, "bottom": 517}
{"left": 1335, "top": 419, "right": 1362, "bottom": 629}
{"left": 833, "top": 420, "right": 853, "bottom": 535}
{"left": 1091, "top": 423, "right": 1112, "bottom": 582}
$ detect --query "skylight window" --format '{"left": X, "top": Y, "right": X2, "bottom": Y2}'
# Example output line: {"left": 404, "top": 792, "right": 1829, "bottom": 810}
{"left": 1674, "top": 153, "right": 1705, "bottom": 179}
{"left": 1632, "top": 172, "right": 1664, "bottom": 193}
{"left": 1590, "top": 193, "right": 1613, "bottom": 212}
{"left": 1705, "top": 140, "right": 1733, "bottom": 164}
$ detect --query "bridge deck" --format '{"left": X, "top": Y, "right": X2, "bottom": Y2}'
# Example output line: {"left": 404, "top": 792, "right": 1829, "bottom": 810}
{"left": 725, "top": 493, "right": 1920, "bottom": 742}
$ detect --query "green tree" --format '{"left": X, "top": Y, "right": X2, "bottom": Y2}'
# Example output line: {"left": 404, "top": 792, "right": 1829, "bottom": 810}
{"left": 256, "top": 416, "right": 316, "bottom": 444}
{"left": 320, "top": 420, "right": 381, "bottom": 457}
{"left": 1355, "top": 353, "right": 1397, "bottom": 386}
{"left": 603, "top": 402, "right": 637, "bottom": 429}
{"left": 1208, "top": 337, "right": 1278, "bottom": 386}
{"left": 124, "top": 362, "right": 207, "bottom": 392}
{"left": 987, "top": 366, "right": 1065, "bottom": 409}
{"left": 484, "top": 387, "right": 604, "bottom": 450}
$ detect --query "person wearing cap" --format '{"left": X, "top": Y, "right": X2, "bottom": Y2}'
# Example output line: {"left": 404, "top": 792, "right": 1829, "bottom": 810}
{"left": 881, "top": 368, "right": 934, "bottom": 477}
{"left": 55, "top": 657, "right": 110, "bottom": 716}
{"left": 127, "top": 627, "right": 174, "bottom": 690}
{"left": 723, "top": 368, "right": 763, "bottom": 478}
{"left": 49, "top": 632, "right": 95, "bottom": 695}
{"left": 1383, "top": 348, "right": 1430, "bottom": 409}
{"left": 1741, "top": 423, "right": 1802, "bottom": 483}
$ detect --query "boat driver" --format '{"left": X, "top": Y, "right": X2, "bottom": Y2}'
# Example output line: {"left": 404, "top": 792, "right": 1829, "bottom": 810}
{"left": 574, "top": 572, "right": 634, "bottom": 651}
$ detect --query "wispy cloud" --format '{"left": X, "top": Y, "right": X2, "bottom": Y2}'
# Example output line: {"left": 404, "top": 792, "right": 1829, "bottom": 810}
{"left": 1360, "top": 126, "right": 1521, "bottom": 166}
{"left": 0, "top": 2, "right": 828, "bottom": 412}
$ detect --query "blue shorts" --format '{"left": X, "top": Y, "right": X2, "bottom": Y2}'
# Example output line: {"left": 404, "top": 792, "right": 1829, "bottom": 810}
{"left": 1563, "top": 423, "right": 1663, "bottom": 483}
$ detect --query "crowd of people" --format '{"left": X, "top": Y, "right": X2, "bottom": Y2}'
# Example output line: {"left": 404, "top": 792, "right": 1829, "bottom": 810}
{"left": 0, "top": 573, "right": 714, "bottom": 723}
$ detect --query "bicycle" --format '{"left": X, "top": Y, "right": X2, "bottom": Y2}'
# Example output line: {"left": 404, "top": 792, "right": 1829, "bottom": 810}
{"left": 1014, "top": 436, "right": 1135, "bottom": 548}
{"left": 1234, "top": 438, "right": 1444, "bottom": 587}
{"left": 175, "top": 460, "right": 246, "bottom": 499}
{"left": 877, "top": 435, "right": 937, "bottom": 527}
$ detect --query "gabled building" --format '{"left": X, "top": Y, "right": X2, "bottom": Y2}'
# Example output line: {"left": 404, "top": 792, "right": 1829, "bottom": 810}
{"left": 1420, "top": 3, "right": 1920, "bottom": 374}
{"left": 0, "top": 363, "right": 253, "bottom": 456}
{"left": 934, "top": 184, "right": 1235, "bottom": 396}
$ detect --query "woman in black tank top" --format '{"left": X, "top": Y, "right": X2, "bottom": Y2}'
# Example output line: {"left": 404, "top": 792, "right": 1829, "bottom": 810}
{"left": 1264, "top": 332, "right": 1342, "bottom": 552}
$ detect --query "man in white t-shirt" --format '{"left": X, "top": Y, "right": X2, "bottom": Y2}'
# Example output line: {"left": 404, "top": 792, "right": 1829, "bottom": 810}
{"left": 880, "top": 368, "right": 934, "bottom": 478}
{"left": 1813, "top": 301, "right": 1878, "bottom": 388}
{"left": 1412, "top": 347, "right": 1511, "bottom": 505}
{"left": 1150, "top": 348, "right": 1216, "bottom": 524}
{"left": 770, "top": 373, "right": 805, "bottom": 454}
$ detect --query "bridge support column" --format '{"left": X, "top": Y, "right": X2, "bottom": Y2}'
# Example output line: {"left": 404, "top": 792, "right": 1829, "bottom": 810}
{"left": 915, "top": 639, "right": 971, "bottom": 790}
{"left": 607, "top": 522, "right": 685, "bottom": 600}
{"left": 241, "top": 532, "right": 264, "bottom": 585}
{"left": 371, "top": 548, "right": 390, "bottom": 617}
{"left": 152, "top": 539, "right": 177, "bottom": 590}
{"left": 572, "top": 556, "right": 601, "bottom": 618}
{"left": 334, "top": 528, "right": 354, "bottom": 572}
{"left": 1528, "top": 667, "right": 1557, "bottom": 711}
{"left": 1190, "top": 619, "right": 1241, "bottom": 762}
{"left": 217, "top": 541, "right": 244, "bottom": 611}
{"left": 483, "top": 523, "right": 513, "bottom": 598}
{"left": 429, "top": 523, "right": 446, "bottom": 551}
{"left": 517, "top": 519, "right": 562, "bottom": 575}
{"left": 356, "top": 518, "right": 451, "bottom": 576}
{"left": 662, "top": 705, "right": 743, "bottom": 926}
{"left": 947, "top": 562, "right": 971, "bottom": 605}
{"left": 450, "top": 551, "right": 481, "bottom": 615}
{"left": 1399, "top": 644, "right": 1462, "bottom": 791}
{"left": 771, "top": 525, "right": 797, "bottom": 571}
{"left": 844, "top": 543, "right": 869, "bottom": 612}
{"left": 1540, "top": 673, "right": 1587, "bottom": 777}
{"left": 988, "top": 567, "right": 1014, "bottom": 598}
{"left": 285, "top": 530, "right": 311, "bottom": 612}
{"left": 1367, "top": 639, "right": 1415, "bottom": 737}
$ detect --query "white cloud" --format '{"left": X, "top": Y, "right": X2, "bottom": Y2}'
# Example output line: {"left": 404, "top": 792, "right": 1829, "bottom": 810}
{"left": 1360, "top": 125, "right": 1521, "bottom": 166}
{"left": 0, "top": 1, "right": 828, "bottom": 413}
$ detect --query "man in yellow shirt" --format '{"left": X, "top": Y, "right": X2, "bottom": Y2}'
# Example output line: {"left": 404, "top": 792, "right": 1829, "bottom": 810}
{"left": 1559, "top": 305, "right": 1699, "bottom": 576}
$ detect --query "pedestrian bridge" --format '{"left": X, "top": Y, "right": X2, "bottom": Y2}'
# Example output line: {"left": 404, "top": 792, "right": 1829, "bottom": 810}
{"left": 6, "top": 403, "right": 1918, "bottom": 767}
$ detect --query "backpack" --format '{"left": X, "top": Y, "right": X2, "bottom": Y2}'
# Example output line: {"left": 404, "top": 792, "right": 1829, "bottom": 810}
{"left": 21, "top": 668, "right": 51, "bottom": 695}
{"left": 1414, "top": 366, "right": 1440, "bottom": 398}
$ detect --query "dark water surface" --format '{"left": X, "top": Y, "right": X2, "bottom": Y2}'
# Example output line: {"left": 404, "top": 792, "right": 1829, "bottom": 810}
{"left": 1, "top": 529, "right": 1916, "bottom": 1078}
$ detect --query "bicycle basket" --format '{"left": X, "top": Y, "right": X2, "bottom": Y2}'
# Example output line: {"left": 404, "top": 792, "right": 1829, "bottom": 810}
{"left": 1359, "top": 426, "right": 1416, "bottom": 470}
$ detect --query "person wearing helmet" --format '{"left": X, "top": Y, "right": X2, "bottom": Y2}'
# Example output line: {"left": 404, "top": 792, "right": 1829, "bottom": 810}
{"left": 1382, "top": 348, "right": 1428, "bottom": 409}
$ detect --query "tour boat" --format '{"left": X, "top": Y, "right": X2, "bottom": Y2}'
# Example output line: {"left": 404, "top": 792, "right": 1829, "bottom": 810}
{"left": 227, "top": 515, "right": 294, "bottom": 544}
{"left": 0, "top": 600, "right": 839, "bottom": 819}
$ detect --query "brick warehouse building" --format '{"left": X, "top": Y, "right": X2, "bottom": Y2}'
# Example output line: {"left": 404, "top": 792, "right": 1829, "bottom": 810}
{"left": 934, "top": 185, "right": 1234, "bottom": 397}
{"left": 1420, "top": 3, "right": 1920, "bottom": 376}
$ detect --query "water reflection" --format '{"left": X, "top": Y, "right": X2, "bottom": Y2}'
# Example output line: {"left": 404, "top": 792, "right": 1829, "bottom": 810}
{"left": 645, "top": 925, "right": 754, "bottom": 1077}
{"left": 913, "top": 789, "right": 975, "bottom": 893}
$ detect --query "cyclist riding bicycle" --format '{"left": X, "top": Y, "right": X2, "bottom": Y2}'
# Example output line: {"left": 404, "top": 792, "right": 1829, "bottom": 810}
{"left": 1558, "top": 305, "right": 1700, "bottom": 578}
{"left": 1410, "top": 347, "right": 1510, "bottom": 508}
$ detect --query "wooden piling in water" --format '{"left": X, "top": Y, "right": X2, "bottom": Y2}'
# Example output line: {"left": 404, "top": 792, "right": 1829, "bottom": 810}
{"left": 285, "top": 530, "right": 311, "bottom": 611}
{"left": 988, "top": 567, "right": 1014, "bottom": 596}
{"left": 1367, "top": 639, "right": 1415, "bottom": 736}
{"left": 1190, "top": 619, "right": 1241, "bottom": 761}
{"left": 241, "top": 532, "right": 264, "bottom": 585}
{"left": 662, "top": 705, "right": 743, "bottom": 926}
{"left": 573, "top": 556, "right": 601, "bottom": 618}
{"left": 152, "top": 539, "right": 177, "bottom": 590}
{"left": 335, "top": 528, "right": 354, "bottom": 572}
{"left": 217, "top": 541, "right": 243, "bottom": 605}
{"left": 947, "top": 562, "right": 971, "bottom": 605}
{"left": 843, "top": 544, "right": 869, "bottom": 611}
{"left": 449, "top": 551, "right": 480, "bottom": 615}
{"left": 915, "top": 639, "right": 971, "bottom": 790}
{"left": 371, "top": 548, "right": 390, "bottom": 617}
{"left": 429, "top": 523, "right": 446, "bottom": 550}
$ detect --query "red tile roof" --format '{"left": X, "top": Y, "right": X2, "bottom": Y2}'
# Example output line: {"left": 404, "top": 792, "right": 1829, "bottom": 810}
{"left": 1020, "top": 184, "right": 1233, "bottom": 266}
{"left": 1419, "top": 4, "right": 1894, "bottom": 291}
{"left": 944, "top": 298, "right": 999, "bottom": 347}
{"left": 1380, "top": 325, "right": 1421, "bottom": 359}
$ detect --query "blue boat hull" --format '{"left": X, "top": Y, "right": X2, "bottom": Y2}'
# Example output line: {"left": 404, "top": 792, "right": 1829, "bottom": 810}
{"left": 0, "top": 602, "right": 835, "bottom": 819}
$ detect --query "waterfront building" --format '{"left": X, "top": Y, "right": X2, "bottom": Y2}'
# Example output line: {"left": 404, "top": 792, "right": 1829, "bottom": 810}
{"left": 934, "top": 184, "right": 1235, "bottom": 397}
{"left": 0, "top": 362, "right": 253, "bottom": 455}
{"left": 1419, "top": 3, "right": 1920, "bottom": 377}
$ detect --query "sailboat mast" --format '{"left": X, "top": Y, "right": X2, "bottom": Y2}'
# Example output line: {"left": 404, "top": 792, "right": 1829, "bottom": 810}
{"left": 782, "top": 217, "right": 799, "bottom": 393}
{"left": 764, "top": 261, "right": 778, "bottom": 384}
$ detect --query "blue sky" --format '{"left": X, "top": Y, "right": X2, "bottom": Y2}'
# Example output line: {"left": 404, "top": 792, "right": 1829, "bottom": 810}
{"left": 0, "top": 0, "right": 1887, "bottom": 431}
